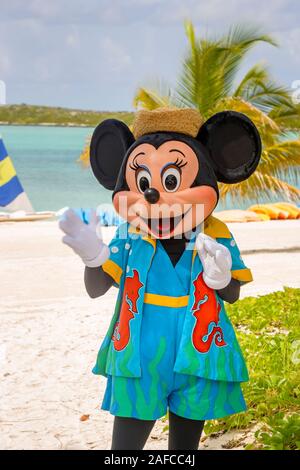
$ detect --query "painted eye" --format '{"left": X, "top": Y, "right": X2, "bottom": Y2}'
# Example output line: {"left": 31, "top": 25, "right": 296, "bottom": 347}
{"left": 162, "top": 167, "right": 181, "bottom": 192}
{"left": 136, "top": 169, "right": 151, "bottom": 193}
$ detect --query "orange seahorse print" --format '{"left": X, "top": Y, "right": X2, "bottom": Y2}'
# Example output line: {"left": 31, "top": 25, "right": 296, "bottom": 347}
{"left": 191, "top": 272, "right": 226, "bottom": 353}
{"left": 112, "top": 269, "right": 143, "bottom": 351}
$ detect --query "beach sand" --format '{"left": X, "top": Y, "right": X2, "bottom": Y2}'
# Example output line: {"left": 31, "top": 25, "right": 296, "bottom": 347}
{"left": 1, "top": 220, "right": 299, "bottom": 450}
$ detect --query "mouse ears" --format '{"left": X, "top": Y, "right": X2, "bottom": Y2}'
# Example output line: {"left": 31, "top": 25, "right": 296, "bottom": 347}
{"left": 197, "top": 111, "right": 261, "bottom": 184}
{"left": 90, "top": 119, "right": 135, "bottom": 190}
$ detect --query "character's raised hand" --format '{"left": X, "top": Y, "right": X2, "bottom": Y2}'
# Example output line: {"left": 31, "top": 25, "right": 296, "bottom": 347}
{"left": 59, "top": 209, "right": 110, "bottom": 267}
{"left": 196, "top": 233, "right": 232, "bottom": 290}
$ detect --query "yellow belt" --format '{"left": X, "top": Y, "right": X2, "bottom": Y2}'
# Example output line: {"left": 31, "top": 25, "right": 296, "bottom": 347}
{"left": 144, "top": 293, "right": 189, "bottom": 308}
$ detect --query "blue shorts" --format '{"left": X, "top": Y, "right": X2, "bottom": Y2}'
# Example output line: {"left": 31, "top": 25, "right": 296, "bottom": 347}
{"left": 101, "top": 301, "right": 246, "bottom": 421}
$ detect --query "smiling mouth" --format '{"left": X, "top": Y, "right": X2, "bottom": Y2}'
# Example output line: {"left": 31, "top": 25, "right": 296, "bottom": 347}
{"left": 140, "top": 212, "right": 187, "bottom": 237}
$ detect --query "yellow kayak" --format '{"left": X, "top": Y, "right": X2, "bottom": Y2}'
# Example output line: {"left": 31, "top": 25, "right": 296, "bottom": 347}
{"left": 248, "top": 204, "right": 289, "bottom": 220}
{"left": 215, "top": 209, "right": 269, "bottom": 222}
{"left": 273, "top": 203, "right": 300, "bottom": 219}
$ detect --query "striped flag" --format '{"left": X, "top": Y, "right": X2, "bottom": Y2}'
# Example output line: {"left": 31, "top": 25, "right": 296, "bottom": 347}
{"left": 0, "top": 136, "right": 33, "bottom": 212}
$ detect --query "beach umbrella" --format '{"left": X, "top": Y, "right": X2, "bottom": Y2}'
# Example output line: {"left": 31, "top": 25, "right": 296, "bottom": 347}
{"left": 0, "top": 136, "right": 33, "bottom": 212}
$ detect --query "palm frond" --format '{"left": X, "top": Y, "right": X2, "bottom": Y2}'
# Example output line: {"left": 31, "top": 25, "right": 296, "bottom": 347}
{"left": 222, "top": 24, "right": 277, "bottom": 49}
{"left": 220, "top": 171, "right": 300, "bottom": 202}
{"left": 259, "top": 140, "right": 300, "bottom": 186}
{"left": 261, "top": 140, "right": 300, "bottom": 169}
{"left": 133, "top": 86, "right": 173, "bottom": 110}
{"left": 269, "top": 102, "right": 300, "bottom": 129}
{"left": 184, "top": 20, "right": 197, "bottom": 55}
{"left": 242, "top": 83, "right": 290, "bottom": 113}
{"left": 219, "top": 24, "right": 277, "bottom": 97}
{"left": 233, "top": 64, "right": 269, "bottom": 97}
{"left": 177, "top": 24, "right": 224, "bottom": 114}
{"left": 233, "top": 64, "right": 290, "bottom": 114}
{"left": 177, "top": 23, "right": 278, "bottom": 116}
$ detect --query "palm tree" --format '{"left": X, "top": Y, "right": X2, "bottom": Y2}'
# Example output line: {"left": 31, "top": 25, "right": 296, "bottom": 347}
{"left": 134, "top": 22, "right": 300, "bottom": 202}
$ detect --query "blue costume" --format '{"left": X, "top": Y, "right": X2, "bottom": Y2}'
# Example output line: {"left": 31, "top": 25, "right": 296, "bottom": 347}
{"left": 60, "top": 107, "right": 262, "bottom": 448}
{"left": 93, "top": 217, "right": 252, "bottom": 420}
{"left": 75, "top": 107, "right": 262, "bottom": 448}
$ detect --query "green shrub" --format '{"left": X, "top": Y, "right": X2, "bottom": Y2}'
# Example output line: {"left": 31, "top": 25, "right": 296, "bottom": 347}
{"left": 203, "top": 288, "right": 300, "bottom": 450}
{"left": 247, "top": 413, "right": 300, "bottom": 450}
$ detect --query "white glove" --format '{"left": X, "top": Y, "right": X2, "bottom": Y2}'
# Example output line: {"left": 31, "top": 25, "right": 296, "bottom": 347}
{"left": 59, "top": 209, "right": 110, "bottom": 268}
{"left": 196, "top": 233, "right": 232, "bottom": 290}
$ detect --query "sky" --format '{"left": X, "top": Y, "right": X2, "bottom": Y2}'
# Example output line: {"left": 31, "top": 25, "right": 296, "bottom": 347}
{"left": 0, "top": 0, "right": 299, "bottom": 111}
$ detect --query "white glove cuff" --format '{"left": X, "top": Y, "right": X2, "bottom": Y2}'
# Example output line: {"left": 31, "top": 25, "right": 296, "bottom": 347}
{"left": 82, "top": 244, "right": 110, "bottom": 268}
{"left": 203, "top": 272, "right": 232, "bottom": 290}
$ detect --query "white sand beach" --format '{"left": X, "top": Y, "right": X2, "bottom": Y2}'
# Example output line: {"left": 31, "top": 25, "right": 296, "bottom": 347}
{"left": 1, "top": 219, "right": 299, "bottom": 450}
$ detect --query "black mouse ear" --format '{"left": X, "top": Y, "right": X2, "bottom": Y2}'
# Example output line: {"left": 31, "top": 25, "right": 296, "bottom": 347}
{"left": 197, "top": 111, "right": 261, "bottom": 184}
{"left": 90, "top": 119, "right": 135, "bottom": 190}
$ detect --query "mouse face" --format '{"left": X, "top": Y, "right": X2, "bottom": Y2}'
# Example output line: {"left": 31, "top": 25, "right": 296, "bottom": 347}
{"left": 114, "top": 139, "right": 217, "bottom": 238}
{"left": 90, "top": 109, "right": 261, "bottom": 239}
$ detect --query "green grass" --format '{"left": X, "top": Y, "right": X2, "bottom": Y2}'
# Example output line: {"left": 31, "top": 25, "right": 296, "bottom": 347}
{"left": 0, "top": 104, "right": 134, "bottom": 127}
{"left": 203, "top": 288, "right": 300, "bottom": 450}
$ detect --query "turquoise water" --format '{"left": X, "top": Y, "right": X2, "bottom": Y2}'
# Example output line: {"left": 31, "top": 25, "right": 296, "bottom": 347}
{"left": 0, "top": 125, "right": 299, "bottom": 212}
{"left": 0, "top": 125, "right": 112, "bottom": 211}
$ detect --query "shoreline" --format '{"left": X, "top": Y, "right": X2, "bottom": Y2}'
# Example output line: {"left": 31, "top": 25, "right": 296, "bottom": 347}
{"left": 0, "top": 122, "right": 95, "bottom": 128}
{"left": 0, "top": 121, "right": 299, "bottom": 133}
{"left": 0, "top": 123, "right": 299, "bottom": 133}
{"left": 0, "top": 105, "right": 134, "bottom": 129}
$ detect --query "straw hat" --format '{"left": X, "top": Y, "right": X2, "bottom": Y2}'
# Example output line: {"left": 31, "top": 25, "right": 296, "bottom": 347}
{"left": 132, "top": 107, "right": 203, "bottom": 139}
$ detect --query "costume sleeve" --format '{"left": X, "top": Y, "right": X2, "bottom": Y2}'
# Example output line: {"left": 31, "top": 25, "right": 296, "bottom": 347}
{"left": 217, "top": 233, "right": 253, "bottom": 284}
{"left": 101, "top": 223, "right": 129, "bottom": 286}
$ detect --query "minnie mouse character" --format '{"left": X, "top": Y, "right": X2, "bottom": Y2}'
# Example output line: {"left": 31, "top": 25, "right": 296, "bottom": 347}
{"left": 59, "top": 108, "right": 261, "bottom": 450}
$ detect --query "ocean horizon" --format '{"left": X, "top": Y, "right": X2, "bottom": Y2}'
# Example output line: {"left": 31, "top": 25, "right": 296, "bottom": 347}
{"left": 1, "top": 124, "right": 299, "bottom": 212}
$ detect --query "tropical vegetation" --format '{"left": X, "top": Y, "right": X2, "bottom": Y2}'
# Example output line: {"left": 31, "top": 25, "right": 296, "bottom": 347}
{"left": 134, "top": 22, "right": 300, "bottom": 202}
{"left": 203, "top": 288, "right": 300, "bottom": 450}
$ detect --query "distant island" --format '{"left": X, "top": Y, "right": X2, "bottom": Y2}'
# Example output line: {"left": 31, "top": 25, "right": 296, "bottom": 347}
{"left": 0, "top": 104, "right": 134, "bottom": 127}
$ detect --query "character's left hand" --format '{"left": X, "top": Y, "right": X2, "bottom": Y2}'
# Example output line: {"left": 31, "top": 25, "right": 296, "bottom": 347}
{"left": 196, "top": 233, "right": 232, "bottom": 290}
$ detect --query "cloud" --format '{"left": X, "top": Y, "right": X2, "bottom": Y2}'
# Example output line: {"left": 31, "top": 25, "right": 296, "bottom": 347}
{"left": 1, "top": 0, "right": 299, "bottom": 34}
{"left": 29, "top": 0, "right": 61, "bottom": 20}
{"left": 277, "top": 27, "right": 300, "bottom": 64}
{"left": 0, "top": 0, "right": 299, "bottom": 110}
{"left": 0, "top": 46, "right": 11, "bottom": 75}
{"left": 0, "top": 0, "right": 148, "bottom": 26}
{"left": 155, "top": 0, "right": 299, "bottom": 32}
{"left": 100, "top": 37, "right": 132, "bottom": 72}
{"left": 65, "top": 26, "right": 80, "bottom": 48}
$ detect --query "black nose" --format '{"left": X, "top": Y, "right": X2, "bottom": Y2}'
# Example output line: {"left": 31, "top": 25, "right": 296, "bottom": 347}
{"left": 144, "top": 188, "right": 160, "bottom": 204}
